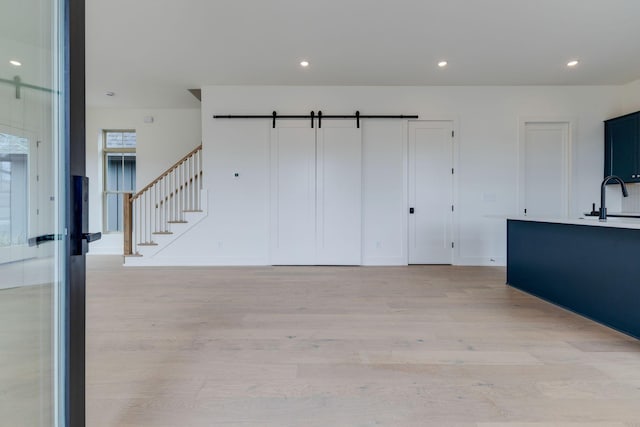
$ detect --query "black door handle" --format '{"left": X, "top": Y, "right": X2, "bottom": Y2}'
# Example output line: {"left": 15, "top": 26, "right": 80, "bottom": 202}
{"left": 83, "top": 232, "right": 102, "bottom": 243}
{"left": 28, "top": 234, "right": 63, "bottom": 247}
{"left": 409, "top": 207, "right": 415, "bottom": 214}
{"left": 28, "top": 232, "right": 101, "bottom": 247}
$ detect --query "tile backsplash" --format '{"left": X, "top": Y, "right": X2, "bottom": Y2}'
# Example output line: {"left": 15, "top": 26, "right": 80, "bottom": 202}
{"left": 622, "top": 183, "right": 640, "bottom": 213}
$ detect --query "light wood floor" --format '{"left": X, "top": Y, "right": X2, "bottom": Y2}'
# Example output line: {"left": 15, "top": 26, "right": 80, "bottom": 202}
{"left": 86, "top": 256, "right": 640, "bottom": 427}
{"left": 0, "top": 283, "right": 53, "bottom": 426}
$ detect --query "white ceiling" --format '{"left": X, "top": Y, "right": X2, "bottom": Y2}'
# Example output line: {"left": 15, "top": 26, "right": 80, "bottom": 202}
{"left": 86, "top": 0, "right": 640, "bottom": 108}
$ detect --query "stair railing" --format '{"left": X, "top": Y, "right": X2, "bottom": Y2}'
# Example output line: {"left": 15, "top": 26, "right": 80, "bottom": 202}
{"left": 124, "top": 144, "right": 203, "bottom": 255}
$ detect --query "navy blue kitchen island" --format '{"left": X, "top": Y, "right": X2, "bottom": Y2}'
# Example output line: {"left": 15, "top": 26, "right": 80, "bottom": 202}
{"left": 507, "top": 218, "right": 640, "bottom": 339}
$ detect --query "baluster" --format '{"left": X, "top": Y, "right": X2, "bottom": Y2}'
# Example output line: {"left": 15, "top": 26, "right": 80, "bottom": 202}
{"left": 182, "top": 161, "right": 186, "bottom": 220}
{"left": 180, "top": 162, "right": 187, "bottom": 221}
{"left": 185, "top": 160, "right": 188, "bottom": 216}
{"left": 137, "top": 197, "right": 142, "bottom": 247}
{"left": 148, "top": 191, "right": 151, "bottom": 242}
{"left": 159, "top": 183, "right": 162, "bottom": 231}
{"left": 195, "top": 150, "right": 200, "bottom": 210}
{"left": 170, "top": 171, "right": 174, "bottom": 222}
{"left": 172, "top": 170, "right": 175, "bottom": 222}
{"left": 145, "top": 192, "right": 149, "bottom": 243}
{"left": 190, "top": 154, "right": 195, "bottom": 211}
{"left": 132, "top": 197, "right": 136, "bottom": 254}
{"left": 166, "top": 175, "right": 169, "bottom": 227}
{"left": 157, "top": 184, "right": 160, "bottom": 233}
{"left": 179, "top": 164, "right": 182, "bottom": 219}
{"left": 153, "top": 184, "right": 157, "bottom": 234}
{"left": 141, "top": 193, "right": 144, "bottom": 244}
{"left": 133, "top": 197, "right": 136, "bottom": 248}
{"left": 161, "top": 183, "right": 164, "bottom": 230}
{"left": 182, "top": 160, "right": 187, "bottom": 213}
{"left": 166, "top": 173, "right": 170, "bottom": 223}
{"left": 153, "top": 185, "right": 157, "bottom": 234}
{"left": 156, "top": 182, "right": 162, "bottom": 232}
{"left": 158, "top": 178, "right": 162, "bottom": 231}
{"left": 150, "top": 191, "right": 152, "bottom": 241}
{"left": 135, "top": 198, "right": 138, "bottom": 253}
{"left": 194, "top": 153, "right": 198, "bottom": 209}
{"left": 146, "top": 191, "right": 149, "bottom": 243}
{"left": 150, "top": 188, "right": 153, "bottom": 236}
{"left": 142, "top": 192, "right": 146, "bottom": 243}
{"left": 164, "top": 175, "right": 169, "bottom": 230}
{"left": 186, "top": 156, "right": 191, "bottom": 211}
{"left": 189, "top": 153, "right": 197, "bottom": 211}
{"left": 174, "top": 168, "right": 178, "bottom": 221}
{"left": 151, "top": 186, "right": 154, "bottom": 235}
{"left": 199, "top": 149, "right": 202, "bottom": 206}
{"left": 158, "top": 180, "right": 161, "bottom": 231}
{"left": 139, "top": 196, "right": 142, "bottom": 246}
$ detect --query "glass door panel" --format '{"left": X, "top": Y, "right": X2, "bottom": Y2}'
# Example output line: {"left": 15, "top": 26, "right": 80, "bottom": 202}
{"left": 0, "top": 0, "right": 65, "bottom": 425}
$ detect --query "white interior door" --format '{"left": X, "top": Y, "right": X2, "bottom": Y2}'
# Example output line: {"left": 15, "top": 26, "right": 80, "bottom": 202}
{"left": 408, "top": 121, "right": 454, "bottom": 264}
{"left": 316, "top": 120, "right": 362, "bottom": 265}
{"left": 270, "top": 121, "right": 316, "bottom": 265}
{"left": 521, "top": 122, "right": 570, "bottom": 217}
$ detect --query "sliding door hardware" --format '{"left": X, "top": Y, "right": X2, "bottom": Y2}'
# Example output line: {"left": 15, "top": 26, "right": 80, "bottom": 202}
{"left": 214, "top": 111, "right": 419, "bottom": 128}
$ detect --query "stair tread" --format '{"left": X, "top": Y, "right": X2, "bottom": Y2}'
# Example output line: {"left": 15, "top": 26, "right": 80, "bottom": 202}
{"left": 152, "top": 231, "right": 173, "bottom": 235}
{"left": 183, "top": 210, "right": 203, "bottom": 213}
{"left": 168, "top": 220, "right": 188, "bottom": 224}
{"left": 125, "top": 253, "right": 143, "bottom": 258}
{"left": 138, "top": 242, "right": 158, "bottom": 246}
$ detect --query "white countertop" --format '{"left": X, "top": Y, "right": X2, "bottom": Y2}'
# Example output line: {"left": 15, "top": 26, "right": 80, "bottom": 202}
{"left": 507, "top": 216, "right": 640, "bottom": 230}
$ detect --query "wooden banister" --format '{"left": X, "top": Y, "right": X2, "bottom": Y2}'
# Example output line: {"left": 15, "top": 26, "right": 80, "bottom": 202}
{"left": 123, "top": 192, "right": 133, "bottom": 255}
{"left": 131, "top": 144, "right": 202, "bottom": 201}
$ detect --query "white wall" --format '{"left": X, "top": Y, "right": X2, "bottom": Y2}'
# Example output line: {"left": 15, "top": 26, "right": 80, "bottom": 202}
{"left": 86, "top": 108, "right": 201, "bottom": 254}
{"left": 620, "top": 79, "right": 640, "bottom": 113}
{"left": 148, "top": 85, "right": 624, "bottom": 266}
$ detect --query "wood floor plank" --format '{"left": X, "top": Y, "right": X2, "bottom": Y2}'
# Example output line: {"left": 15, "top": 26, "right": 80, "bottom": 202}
{"left": 84, "top": 256, "right": 640, "bottom": 426}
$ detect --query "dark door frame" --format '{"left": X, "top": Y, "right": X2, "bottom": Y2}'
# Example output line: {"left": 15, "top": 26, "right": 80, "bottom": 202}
{"left": 65, "top": 0, "right": 86, "bottom": 425}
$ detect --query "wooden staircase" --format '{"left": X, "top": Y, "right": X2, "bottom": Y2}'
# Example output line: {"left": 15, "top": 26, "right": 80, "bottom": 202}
{"left": 123, "top": 145, "right": 206, "bottom": 263}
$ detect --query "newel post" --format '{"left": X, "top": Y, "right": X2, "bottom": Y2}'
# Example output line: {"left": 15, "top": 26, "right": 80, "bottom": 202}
{"left": 123, "top": 192, "right": 133, "bottom": 255}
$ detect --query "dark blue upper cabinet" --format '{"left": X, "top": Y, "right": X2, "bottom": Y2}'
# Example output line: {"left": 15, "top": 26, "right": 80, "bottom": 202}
{"left": 604, "top": 112, "right": 640, "bottom": 183}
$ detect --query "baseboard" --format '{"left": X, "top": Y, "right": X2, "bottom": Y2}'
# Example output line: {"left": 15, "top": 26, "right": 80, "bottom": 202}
{"left": 455, "top": 256, "right": 506, "bottom": 267}
{"left": 123, "top": 255, "right": 506, "bottom": 268}
{"left": 362, "top": 256, "right": 407, "bottom": 266}
{"left": 124, "top": 256, "right": 269, "bottom": 267}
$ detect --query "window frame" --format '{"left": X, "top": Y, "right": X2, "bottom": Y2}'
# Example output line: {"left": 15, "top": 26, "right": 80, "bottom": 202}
{"left": 102, "top": 129, "right": 136, "bottom": 234}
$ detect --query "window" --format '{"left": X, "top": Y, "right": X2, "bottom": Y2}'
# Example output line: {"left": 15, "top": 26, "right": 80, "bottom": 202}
{"left": 0, "top": 133, "right": 29, "bottom": 247}
{"left": 103, "top": 130, "right": 136, "bottom": 232}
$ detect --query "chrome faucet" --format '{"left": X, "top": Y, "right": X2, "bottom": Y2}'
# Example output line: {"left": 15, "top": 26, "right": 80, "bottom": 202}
{"left": 600, "top": 175, "right": 629, "bottom": 221}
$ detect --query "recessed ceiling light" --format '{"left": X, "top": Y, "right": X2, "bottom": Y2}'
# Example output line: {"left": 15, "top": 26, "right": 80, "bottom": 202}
{"left": 567, "top": 60, "right": 579, "bottom": 67}
{"left": 300, "top": 60, "right": 310, "bottom": 68}
{"left": 438, "top": 61, "right": 448, "bottom": 68}
{"left": 9, "top": 60, "right": 22, "bottom": 67}
{"left": 105, "top": 91, "right": 115, "bottom": 97}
